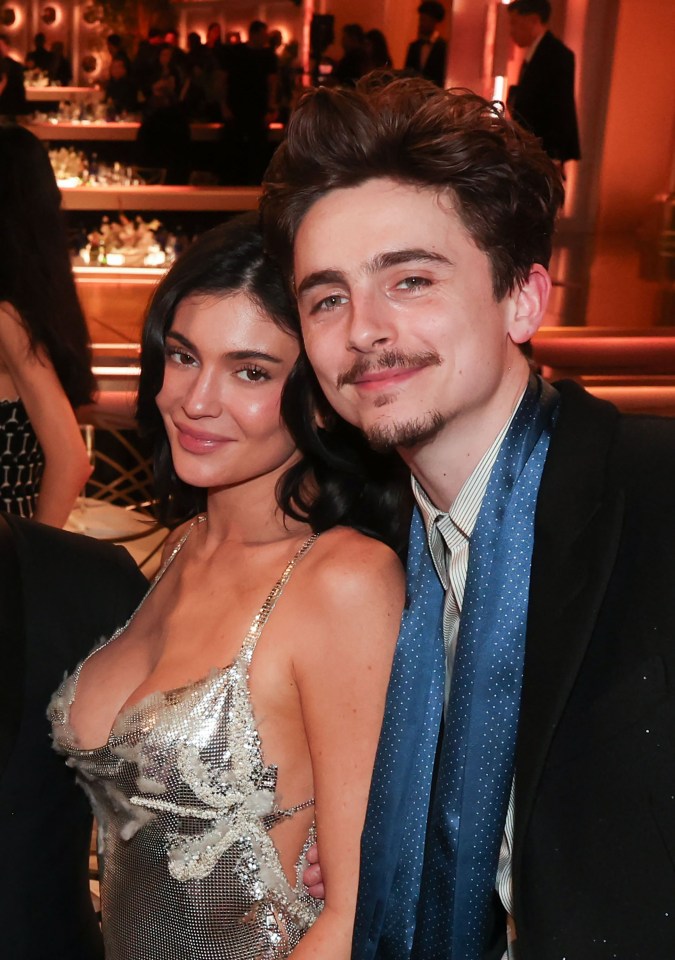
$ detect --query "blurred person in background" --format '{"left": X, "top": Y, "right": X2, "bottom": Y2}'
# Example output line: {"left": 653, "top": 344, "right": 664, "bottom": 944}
{"left": 365, "top": 28, "right": 392, "bottom": 70}
{"left": 137, "top": 76, "right": 191, "bottom": 183}
{"left": 48, "top": 40, "right": 73, "bottom": 86}
{"left": 333, "top": 23, "right": 368, "bottom": 87}
{"left": 205, "top": 21, "right": 226, "bottom": 68}
{"left": 149, "top": 42, "right": 183, "bottom": 98}
{"left": 104, "top": 54, "right": 138, "bottom": 115}
{"left": 163, "top": 27, "right": 188, "bottom": 76}
{"left": 0, "top": 124, "right": 93, "bottom": 525}
{"left": 131, "top": 30, "right": 163, "bottom": 101}
{"left": 222, "top": 20, "right": 279, "bottom": 183}
{"left": 0, "top": 33, "right": 28, "bottom": 116}
{"left": 507, "top": 0, "right": 580, "bottom": 171}
{"left": 106, "top": 33, "right": 130, "bottom": 71}
{"left": 277, "top": 38, "right": 301, "bottom": 124}
{"left": 25, "top": 31, "right": 52, "bottom": 72}
{"left": 404, "top": 1, "right": 447, "bottom": 87}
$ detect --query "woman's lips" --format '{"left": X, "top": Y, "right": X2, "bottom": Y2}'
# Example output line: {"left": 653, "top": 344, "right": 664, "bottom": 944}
{"left": 174, "top": 425, "right": 232, "bottom": 454}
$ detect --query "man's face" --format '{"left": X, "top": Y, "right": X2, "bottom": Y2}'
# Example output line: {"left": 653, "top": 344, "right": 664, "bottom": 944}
{"left": 418, "top": 13, "right": 438, "bottom": 38}
{"left": 508, "top": 11, "right": 539, "bottom": 48}
{"left": 294, "top": 178, "right": 535, "bottom": 453}
{"left": 110, "top": 59, "right": 126, "bottom": 80}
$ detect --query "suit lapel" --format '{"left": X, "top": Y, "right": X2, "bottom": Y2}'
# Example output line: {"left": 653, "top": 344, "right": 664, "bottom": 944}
{"left": 513, "top": 383, "right": 624, "bottom": 883}
{"left": 0, "top": 515, "right": 26, "bottom": 774}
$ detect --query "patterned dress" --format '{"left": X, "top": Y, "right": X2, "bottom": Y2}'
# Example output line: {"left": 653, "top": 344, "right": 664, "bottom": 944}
{"left": 49, "top": 519, "right": 323, "bottom": 959}
{"left": 0, "top": 398, "right": 44, "bottom": 518}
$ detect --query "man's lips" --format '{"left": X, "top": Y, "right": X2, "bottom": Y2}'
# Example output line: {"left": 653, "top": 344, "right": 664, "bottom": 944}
{"left": 350, "top": 366, "right": 425, "bottom": 391}
{"left": 174, "top": 425, "right": 232, "bottom": 453}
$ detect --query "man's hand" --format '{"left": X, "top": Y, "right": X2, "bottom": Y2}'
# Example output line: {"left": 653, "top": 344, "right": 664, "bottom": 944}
{"left": 303, "top": 843, "right": 325, "bottom": 900}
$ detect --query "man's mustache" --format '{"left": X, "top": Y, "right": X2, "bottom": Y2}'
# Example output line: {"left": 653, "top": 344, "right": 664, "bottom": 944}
{"left": 336, "top": 350, "right": 442, "bottom": 389}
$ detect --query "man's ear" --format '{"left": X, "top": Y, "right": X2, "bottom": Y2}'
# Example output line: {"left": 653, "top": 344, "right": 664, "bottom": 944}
{"left": 508, "top": 264, "right": 551, "bottom": 345}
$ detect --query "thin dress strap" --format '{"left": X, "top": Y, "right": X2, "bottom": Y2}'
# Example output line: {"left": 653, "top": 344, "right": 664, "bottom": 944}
{"left": 240, "top": 533, "right": 320, "bottom": 666}
{"left": 73, "top": 515, "right": 206, "bottom": 684}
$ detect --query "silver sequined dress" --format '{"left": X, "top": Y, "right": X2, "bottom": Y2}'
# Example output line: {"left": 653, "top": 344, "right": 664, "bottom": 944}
{"left": 49, "top": 519, "right": 323, "bottom": 959}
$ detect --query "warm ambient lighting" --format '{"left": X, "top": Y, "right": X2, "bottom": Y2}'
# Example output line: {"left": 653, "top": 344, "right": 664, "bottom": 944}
{"left": 1, "top": 4, "right": 22, "bottom": 30}
{"left": 493, "top": 76, "right": 507, "bottom": 102}
{"left": 73, "top": 265, "right": 166, "bottom": 279}
{"left": 41, "top": 4, "right": 62, "bottom": 27}
{"left": 492, "top": 0, "right": 512, "bottom": 103}
{"left": 92, "top": 366, "right": 141, "bottom": 377}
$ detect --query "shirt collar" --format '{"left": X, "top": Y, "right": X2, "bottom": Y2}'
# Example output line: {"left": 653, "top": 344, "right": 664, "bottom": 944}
{"left": 412, "top": 387, "right": 526, "bottom": 550}
{"left": 524, "top": 29, "right": 546, "bottom": 62}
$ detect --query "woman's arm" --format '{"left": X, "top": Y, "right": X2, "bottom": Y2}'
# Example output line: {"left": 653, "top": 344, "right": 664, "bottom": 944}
{"left": 290, "top": 532, "right": 405, "bottom": 959}
{"left": 0, "top": 303, "right": 92, "bottom": 527}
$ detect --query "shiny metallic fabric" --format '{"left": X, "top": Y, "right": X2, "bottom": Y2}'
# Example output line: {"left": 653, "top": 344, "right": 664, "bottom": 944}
{"left": 50, "top": 522, "right": 323, "bottom": 958}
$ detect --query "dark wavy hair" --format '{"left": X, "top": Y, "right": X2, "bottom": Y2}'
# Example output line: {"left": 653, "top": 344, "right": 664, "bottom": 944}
{"left": 260, "top": 74, "right": 564, "bottom": 301}
{"left": 508, "top": 0, "right": 551, "bottom": 23}
{"left": 0, "top": 124, "right": 95, "bottom": 406}
{"left": 137, "top": 215, "right": 411, "bottom": 554}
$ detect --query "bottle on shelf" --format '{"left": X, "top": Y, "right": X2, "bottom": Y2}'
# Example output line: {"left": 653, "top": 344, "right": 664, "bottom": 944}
{"left": 89, "top": 151, "right": 99, "bottom": 183}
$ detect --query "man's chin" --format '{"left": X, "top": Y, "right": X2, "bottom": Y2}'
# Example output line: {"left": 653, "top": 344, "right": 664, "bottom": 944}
{"left": 364, "top": 411, "right": 445, "bottom": 452}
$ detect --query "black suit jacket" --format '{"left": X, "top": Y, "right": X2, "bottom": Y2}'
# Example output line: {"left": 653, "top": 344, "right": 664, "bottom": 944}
{"left": 509, "top": 380, "right": 675, "bottom": 957}
{"left": 507, "top": 31, "right": 580, "bottom": 162}
{"left": 404, "top": 37, "right": 447, "bottom": 88}
{"left": 0, "top": 515, "right": 147, "bottom": 960}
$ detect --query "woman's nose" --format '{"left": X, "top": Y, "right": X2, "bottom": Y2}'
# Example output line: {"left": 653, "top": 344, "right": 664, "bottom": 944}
{"left": 181, "top": 369, "right": 221, "bottom": 418}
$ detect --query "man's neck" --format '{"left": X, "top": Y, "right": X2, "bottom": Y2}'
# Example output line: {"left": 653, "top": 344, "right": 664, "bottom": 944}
{"left": 399, "top": 365, "right": 530, "bottom": 512}
{"left": 526, "top": 26, "right": 547, "bottom": 57}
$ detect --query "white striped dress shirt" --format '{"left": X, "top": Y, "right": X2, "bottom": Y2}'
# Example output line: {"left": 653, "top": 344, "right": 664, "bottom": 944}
{"left": 411, "top": 396, "right": 524, "bottom": 960}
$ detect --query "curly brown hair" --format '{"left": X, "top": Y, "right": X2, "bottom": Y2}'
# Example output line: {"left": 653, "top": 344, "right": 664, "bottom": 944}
{"left": 261, "top": 73, "right": 564, "bottom": 301}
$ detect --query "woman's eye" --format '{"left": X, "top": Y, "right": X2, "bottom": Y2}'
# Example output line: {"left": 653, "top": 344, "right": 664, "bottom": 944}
{"left": 235, "top": 365, "right": 270, "bottom": 383}
{"left": 166, "top": 347, "right": 196, "bottom": 366}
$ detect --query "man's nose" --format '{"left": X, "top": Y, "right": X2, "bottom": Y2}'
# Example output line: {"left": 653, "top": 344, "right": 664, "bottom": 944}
{"left": 346, "top": 292, "right": 397, "bottom": 353}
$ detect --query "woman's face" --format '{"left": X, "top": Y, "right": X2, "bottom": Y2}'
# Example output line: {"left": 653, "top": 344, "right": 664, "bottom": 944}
{"left": 156, "top": 291, "right": 300, "bottom": 492}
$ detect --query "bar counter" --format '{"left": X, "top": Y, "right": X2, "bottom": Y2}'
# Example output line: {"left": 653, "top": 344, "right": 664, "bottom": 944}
{"left": 26, "top": 85, "right": 104, "bottom": 102}
{"left": 61, "top": 184, "right": 260, "bottom": 211}
{"left": 27, "top": 119, "right": 224, "bottom": 141}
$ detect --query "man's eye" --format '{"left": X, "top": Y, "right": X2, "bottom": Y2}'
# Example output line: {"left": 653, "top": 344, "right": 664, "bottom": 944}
{"left": 396, "top": 276, "right": 431, "bottom": 291}
{"left": 234, "top": 365, "right": 270, "bottom": 383}
{"left": 314, "top": 294, "right": 348, "bottom": 313}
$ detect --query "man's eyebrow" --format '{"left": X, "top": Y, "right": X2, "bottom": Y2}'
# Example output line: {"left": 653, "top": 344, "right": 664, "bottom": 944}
{"left": 165, "top": 331, "right": 282, "bottom": 364}
{"left": 368, "top": 249, "right": 453, "bottom": 271}
{"left": 296, "top": 249, "right": 453, "bottom": 298}
{"left": 296, "top": 269, "right": 346, "bottom": 298}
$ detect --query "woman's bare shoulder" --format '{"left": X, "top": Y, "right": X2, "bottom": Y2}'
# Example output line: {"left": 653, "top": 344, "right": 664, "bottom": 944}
{"left": 0, "top": 301, "right": 19, "bottom": 320}
{"left": 0, "top": 301, "right": 26, "bottom": 344}
{"left": 291, "top": 528, "right": 404, "bottom": 678}
{"left": 159, "top": 517, "right": 197, "bottom": 563}
{"left": 304, "top": 527, "right": 405, "bottom": 608}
